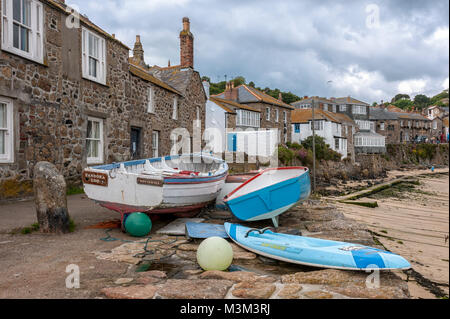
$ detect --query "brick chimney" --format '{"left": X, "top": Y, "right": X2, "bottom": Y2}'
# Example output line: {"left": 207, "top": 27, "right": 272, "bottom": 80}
{"left": 180, "top": 17, "right": 194, "bottom": 69}
{"left": 224, "top": 81, "right": 238, "bottom": 101}
{"left": 132, "top": 35, "right": 146, "bottom": 68}
{"left": 278, "top": 93, "right": 283, "bottom": 101}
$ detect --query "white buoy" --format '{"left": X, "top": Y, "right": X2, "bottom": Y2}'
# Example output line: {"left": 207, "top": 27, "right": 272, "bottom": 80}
{"left": 196, "top": 237, "right": 234, "bottom": 271}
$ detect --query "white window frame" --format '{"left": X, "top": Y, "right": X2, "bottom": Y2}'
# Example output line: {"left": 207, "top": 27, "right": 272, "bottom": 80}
{"left": 433, "top": 121, "right": 437, "bottom": 130}
{"left": 0, "top": 97, "right": 14, "bottom": 163}
{"left": 356, "top": 120, "right": 371, "bottom": 130}
{"left": 86, "top": 116, "right": 104, "bottom": 165}
{"left": 147, "top": 87, "right": 155, "bottom": 113}
{"left": 380, "top": 122, "right": 385, "bottom": 131}
{"left": 284, "top": 111, "right": 287, "bottom": 123}
{"left": 340, "top": 105, "right": 347, "bottom": 112}
{"left": 266, "top": 107, "right": 270, "bottom": 121}
{"left": 82, "top": 27, "right": 106, "bottom": 85}
{"left": 310, "top": 120, "right": 324, "bottom": 131}
{"left": 275, "top": 109, "right": 279, "bottom": 122}
{"left": 152, "top": 131, "right": 159, "bottom": 158}
{"left": 352, "top": 105, "right": 367, "bottom": 115}
{"left": 236, "top": 109, "right": 260, "bottom": 128}
{"left": 172, "top": 96, "right": 178, "bottom": 120}
{"left": 1, "top": 0, "right": 44, "bottom": 64}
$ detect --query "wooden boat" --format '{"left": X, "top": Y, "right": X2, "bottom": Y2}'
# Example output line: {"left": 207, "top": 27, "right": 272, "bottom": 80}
{"left": 82, "top": 153, "right": 228, "bottom": 223}
{"left": 225, "top": 223, "right": 411, "bottom": 270}
{"left": 215, "top": 172, "right": 259, "bottom": 210}
{"left": 223, "top": 167, "right": 311, "bottom": 227}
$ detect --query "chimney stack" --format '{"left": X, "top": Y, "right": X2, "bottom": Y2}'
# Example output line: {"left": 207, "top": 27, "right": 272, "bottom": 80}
{"left": 180, "top": 17, "right": 194, "bottom": 69}
{"left": 224, "top": 81, "right": 238, "bottom": 101}
{"left": 278, "top": 92, "right": 283, "bottom": 101}
{"left": 132, "top": 35, "right": 146, "bottom": 68}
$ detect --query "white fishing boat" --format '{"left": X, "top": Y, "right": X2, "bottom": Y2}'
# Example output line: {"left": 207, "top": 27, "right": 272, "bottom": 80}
{"left": 215, "top": 172, "right": 259, "bottom": 210}
{"left": 82, "top": 153, "right": 228, "bottom": 223}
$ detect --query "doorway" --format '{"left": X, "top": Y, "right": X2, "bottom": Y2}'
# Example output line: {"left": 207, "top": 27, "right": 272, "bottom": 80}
{"left": 130, "top": 127, "right": 142, "bottom": 160}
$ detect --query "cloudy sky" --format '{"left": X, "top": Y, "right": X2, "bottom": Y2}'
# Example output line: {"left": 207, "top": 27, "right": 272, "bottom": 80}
{"left": 69, "top": 0, "right": 449, "bottom": 103}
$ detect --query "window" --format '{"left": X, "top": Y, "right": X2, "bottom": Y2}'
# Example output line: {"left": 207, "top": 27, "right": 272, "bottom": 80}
{"left": 433, "top": 121, "right": 437, "bottom": 130}
{"left": 380, "top": 123, "right": 385, "bottom": 131}
{"left": 344, "top": 125, "right": 348, "bottom": 135}
{"left": 82, "top": 27, "right": 106, "bottom": 84}
{"left": 310, "top": 120, "right": 324, "bottom": 131}
{"left": 284, "top": 111, "right": 287, "bottom": 123}
{"left": 0, "top": 98, "right": 13, "bottom": 163}
{"left": 408, "top": 121, "right": 411, "bottom": 127}
{"left": 266, "top": 107, "right": 270, "bottom": 121}
{"left": 340, "top": 105, "right": 347, "bottom": 112}
{"left": 356, "top": 120, "right": 371, "bottom": 130}
{"left": 323, "top": 104, "right": 328, "bottom": 111}
{"left": 86, "top": 117, "right": 103, "bottom": 164}
{"left": 294, "top": 124, "right": 300, "bottom": 133}
{"left": 275, "top": 109, "right": 279, "bottom": 122}
{"left": 236, "top": 109, "right": 260, "bottom": 128}
{"left": 147, "top": 87, "right": 154, "bottom": 113}
{"left": 152, "top": 131, "right": 159, "bottom": 158}
{"left": 352, "top": 105, "right": 367, "bottom": 115}
{"left": 335, "top": 138, "right": 340, "bottom": 150}
{"left": 172, "top": 97, "right": 178, "bottom": 120}
{"left": 332, "top": 105, "right": 337, "bottom": 113}
{"left": 2, "top": 0, "right": 43, "bottom": 63}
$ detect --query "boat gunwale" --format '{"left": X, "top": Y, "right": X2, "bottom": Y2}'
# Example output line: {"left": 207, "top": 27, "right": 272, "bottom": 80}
{"left": 223, "top": 166, "right": 309, "bottom": 202}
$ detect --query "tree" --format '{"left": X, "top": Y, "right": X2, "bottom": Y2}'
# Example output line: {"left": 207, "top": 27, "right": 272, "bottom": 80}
{"left": 393, "top": 99, "right": 414, "bottom": 111}
{"left": 413, "top": 94, "right": 431, "bottom": 110}
{"left": 232, "top": 76, "right": 246, "bottom": 87}
{"left": 392, "top": 94, "right": 410, "bottom": 103}
{"left": 201, "top": 76, "right": 211, "bottom": 83}
{"left": 248, "top": 81, "right": 255, "bottom": 88}
{"left": 430, "top": 90, "right": 449, "bottom": 105}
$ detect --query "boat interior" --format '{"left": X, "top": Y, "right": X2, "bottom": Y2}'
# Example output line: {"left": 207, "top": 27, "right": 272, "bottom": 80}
{"left": 90, "top": 154, "right": 228, "bottom": 177}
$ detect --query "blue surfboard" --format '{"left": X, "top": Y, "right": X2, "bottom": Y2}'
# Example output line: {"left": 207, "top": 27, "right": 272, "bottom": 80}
{"left": 224, "top": 223, "right": 411, "bottom": 271}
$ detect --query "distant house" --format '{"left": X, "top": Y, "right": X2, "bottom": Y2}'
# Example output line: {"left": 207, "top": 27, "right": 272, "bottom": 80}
{"left": 332, "top": 97, "right": 386, "bottom": 154}
{"left": 213, "top": 84, "right": 294, "bottom": 145}
{"left": 291, "top": 109, "right": 352, "bottom": 159}
{"left": 291, "top": 96, "right": 337, "bottom": 112}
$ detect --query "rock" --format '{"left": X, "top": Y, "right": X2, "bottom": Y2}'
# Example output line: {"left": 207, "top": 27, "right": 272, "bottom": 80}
{"left": 176, "top": 250, "right": 197, "bottom": 261}
{"left": 199, "top": 270, "right": 276, "bottom": 283}
{"left": 114, "top": 278, "right": 134, "bottom": 285}
{"left": 136, "top": 271, "right": 167, "bottom": 284}
{"left": 282, "top": 269, "right": 410, "bottom": 299}
{"left": 277, "top": 284, "right": 303, "bottom": 299}
{"left": 303, "top": 290, "right": 334, "bottom": 299}
{"left": 209, "top": 210, "right": 233, "bottom": 220}
{"left": 230, "top": 243, "right": 257, "bottom": 260}
{"left": 231, "top": 281, "right": 276, "bottom": 299}
{"left": 306, "top": 219, "right": 368, "bottom": 233}
{"left": 33, "top": 161, "right": 71, "bottom": 233}
{"left": 101, "top": 285, "right": 158, "bottom": 299}
{"left": 178, "top": 244, "right": 199, "bottom": 251}
{"left": 157, "top": 279, "right": 234, "bottom": 299}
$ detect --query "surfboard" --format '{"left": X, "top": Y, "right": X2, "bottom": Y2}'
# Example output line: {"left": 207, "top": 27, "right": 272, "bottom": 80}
{"left": 224, "top": 223, "right": 411, "bottom": 271}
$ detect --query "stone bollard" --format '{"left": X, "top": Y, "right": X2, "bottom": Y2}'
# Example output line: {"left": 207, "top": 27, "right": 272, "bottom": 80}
{"left": 33, "top": 162, "right": 71, "bottom": 234}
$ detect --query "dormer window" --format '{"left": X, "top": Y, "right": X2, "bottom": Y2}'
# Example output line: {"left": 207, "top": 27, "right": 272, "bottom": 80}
{"left": 82, "top": 27, "right": 106, "bottom": 85}
{"left": 1, "top": 0, "right": 44, "bottom": 63}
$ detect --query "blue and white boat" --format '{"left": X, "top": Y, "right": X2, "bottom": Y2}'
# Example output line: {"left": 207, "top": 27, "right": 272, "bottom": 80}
{"left": 224, "top": 223, "right": 411, "bottom": 271}
{"left": 223, "top": 167, "right": 311, "bottom": 227}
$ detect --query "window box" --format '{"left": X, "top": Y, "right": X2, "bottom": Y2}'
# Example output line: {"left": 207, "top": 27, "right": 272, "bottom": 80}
{"left": 0, "top": 97, "right": 14, "bottom": 163}
{"left": 82, "top": 27, "right": 106, "bottom": 85}
{"left": 1, "top": 0, "right": 44, "bottom": 64}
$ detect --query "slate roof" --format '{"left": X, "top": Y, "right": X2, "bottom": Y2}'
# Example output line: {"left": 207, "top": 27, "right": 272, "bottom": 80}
{"left": 291, "top": 97, "right": 334, "bottom": 107}
{"left": 149, "top": 66, "right": 194, "bottom": 95}
{"left": 369, "top": 108, "right": 400, "bottom": 120}
{"left": 335, "top": 97, "right": 369, "bottom": 106}
{"left": 396, "top": 112, "right": 429, "bottom": 121}
{"left": 214, "top": 85, "right": 294, "bottom": 109}
{"left": 330, "top": 112, "right": 356, "bottom": 125}
{"left": 129, "top": 64, "right": 181, "bottom": 95}
{"left": 209, "top": 97, "right": 260, "bottom": 114}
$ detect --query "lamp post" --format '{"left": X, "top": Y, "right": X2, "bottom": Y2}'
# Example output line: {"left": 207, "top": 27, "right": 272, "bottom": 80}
{"left": 312, "top": 99, "right": 316, "bottom": 192}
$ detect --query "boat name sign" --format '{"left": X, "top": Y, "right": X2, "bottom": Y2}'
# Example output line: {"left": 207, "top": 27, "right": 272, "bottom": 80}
{"left": 137, "top": 177, "right": 164, "bottom": 187}
{"left": 82, "top": 171, "right": 108, "bottom": 187}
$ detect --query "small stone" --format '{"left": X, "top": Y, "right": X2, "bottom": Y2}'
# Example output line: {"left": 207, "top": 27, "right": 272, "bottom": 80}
{"left": 101, "top": 285, "right": 158, "bottom": 299}
{"left": 115, "top": 278, "right": 134, "bottom": 285}
{"left": 231, "top": 281, "right": 276, "bottom": 299}
{"left": 277, "top": 284, "right": 303, "bottom": 299}
{"left": 138, "top": 270, "right": 167, "bottom": 279}
{"left": 303, "top": 290, "right": 334, "bottom": 299}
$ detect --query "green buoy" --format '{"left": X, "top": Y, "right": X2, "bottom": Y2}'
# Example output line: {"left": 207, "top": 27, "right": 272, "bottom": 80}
{"left": 124, "top": 213, "right": 152, "bottom": 237}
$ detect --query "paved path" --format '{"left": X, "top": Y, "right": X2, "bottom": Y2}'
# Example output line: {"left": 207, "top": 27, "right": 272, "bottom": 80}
{"left": 333, "top": 172, "right": 449, "bottom": 299}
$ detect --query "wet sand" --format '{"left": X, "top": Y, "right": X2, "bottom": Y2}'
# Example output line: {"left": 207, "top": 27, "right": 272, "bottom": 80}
{"left": 334, "top": 172, "right": 449, "bottom": 299}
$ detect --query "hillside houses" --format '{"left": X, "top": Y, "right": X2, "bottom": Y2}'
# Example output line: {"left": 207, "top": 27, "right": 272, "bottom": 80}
{"left": 0, "top": 0, "right": 206, "bottom": 200}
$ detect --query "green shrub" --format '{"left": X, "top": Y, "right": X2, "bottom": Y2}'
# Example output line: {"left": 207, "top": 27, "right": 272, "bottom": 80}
{"left": 301, "top": 136, "right": 342, "bottom": 161}
{"left": 278, "top": 146, "right": 295, "bottom": 166}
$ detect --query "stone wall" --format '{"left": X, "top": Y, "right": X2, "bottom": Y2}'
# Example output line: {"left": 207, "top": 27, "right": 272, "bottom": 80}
{"left": 248, "top": 102, "right": 292, "bottom": 144}
{"left": 0, "top": 2, "right": 206, "bottom": 200}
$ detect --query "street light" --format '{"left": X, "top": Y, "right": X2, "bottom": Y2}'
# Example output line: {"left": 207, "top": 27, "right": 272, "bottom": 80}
{"left": 312, "top": 98, "right": 316, "bottom": 192}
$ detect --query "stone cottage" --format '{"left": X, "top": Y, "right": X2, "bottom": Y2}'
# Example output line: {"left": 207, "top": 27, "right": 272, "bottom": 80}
{"left": 0, "top": 0, "right": 205, "bottom": 200}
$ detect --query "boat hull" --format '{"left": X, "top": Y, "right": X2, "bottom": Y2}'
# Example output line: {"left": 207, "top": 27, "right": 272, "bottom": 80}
{"left": 224, "top": 223, "right": 411, "bottom": 271}
{"left": 224, "top": 167, "right": 311, "bottom": 225}
{"left": 215, "top": 173, "right": 258, "bottom": 210}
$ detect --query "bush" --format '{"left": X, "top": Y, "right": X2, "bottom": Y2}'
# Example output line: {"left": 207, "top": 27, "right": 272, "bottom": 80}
{"left": 301, "top": 136, "right": 342, "bottom": 161}
{"left": 278, "top": 146, "right": 295, "bottom": 166}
